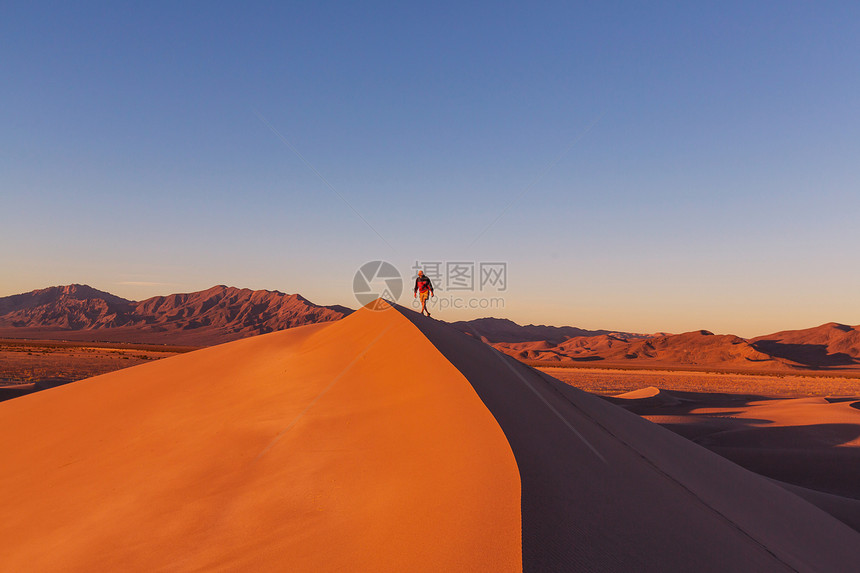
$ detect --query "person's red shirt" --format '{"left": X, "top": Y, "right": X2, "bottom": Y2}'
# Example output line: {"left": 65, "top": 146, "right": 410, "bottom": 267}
{"left": 414, "top": 275, "right": 434, "bottom": 294}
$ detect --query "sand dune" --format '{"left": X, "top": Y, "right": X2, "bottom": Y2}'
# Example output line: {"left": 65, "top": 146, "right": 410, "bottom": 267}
{"left": 612, "top": 388, "right": 860, "bottom": 502}
{"left": 2, "top": 302, "right": 860, "bottom": 571}
{"left": 0, "top": 303, "right": 520, "bottom": 571}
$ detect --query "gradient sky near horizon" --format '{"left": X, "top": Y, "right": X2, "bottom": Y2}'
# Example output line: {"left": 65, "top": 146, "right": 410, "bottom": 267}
{"left": 3, "top": 1, "right": 859, "bottom": 337}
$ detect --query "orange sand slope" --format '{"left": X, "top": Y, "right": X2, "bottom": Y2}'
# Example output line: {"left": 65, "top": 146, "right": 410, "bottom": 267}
{"left": 0, "top": 303, "right": 520, "bottom": 572}
{"left": 2, "top": 302, "right": 860, "bottom": 571}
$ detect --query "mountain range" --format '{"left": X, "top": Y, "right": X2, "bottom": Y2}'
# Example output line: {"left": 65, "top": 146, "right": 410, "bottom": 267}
{"left": 0, "top": 284, "right": 351, "bottom": 345}
{"left": 1, "top": 284, "right": 858, "bottom": 372}
{"left": 447, "top": 317, "right": 644, "bottom": 344}
{"left": 482, "top": 323, "right": 860, "bottom": 373}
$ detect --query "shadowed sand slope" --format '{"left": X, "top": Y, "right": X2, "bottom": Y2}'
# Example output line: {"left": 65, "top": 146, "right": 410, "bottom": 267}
{"left": 611, "top": 389, "right": 860, "bottom": 512}
{"left": 397, "top": 306, "right": 860, "bottom": 571}
{"left": 0, "top": 304, "right": 520, "bottom": 572}
{"left": 3, "top": 302, "right": 860, "bottom": 572}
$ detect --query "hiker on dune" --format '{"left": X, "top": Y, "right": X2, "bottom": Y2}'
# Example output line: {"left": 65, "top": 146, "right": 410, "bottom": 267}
{"left": 413, "top": 270, "right": 435, "bottom": 317}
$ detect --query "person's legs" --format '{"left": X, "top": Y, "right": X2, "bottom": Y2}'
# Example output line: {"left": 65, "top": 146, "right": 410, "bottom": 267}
{"left": 420, "top": 291, "right": 430, "bottom": 316}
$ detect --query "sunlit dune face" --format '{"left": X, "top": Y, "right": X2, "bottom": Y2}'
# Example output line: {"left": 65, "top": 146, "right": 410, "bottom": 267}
{"left": 0, "top": 305, "right": 521, "bottom": 572}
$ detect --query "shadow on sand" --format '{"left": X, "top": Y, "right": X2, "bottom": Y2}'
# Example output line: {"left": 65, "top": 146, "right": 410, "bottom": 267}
{"left": 604, "top": 388, "right": 860, "bottom": 503}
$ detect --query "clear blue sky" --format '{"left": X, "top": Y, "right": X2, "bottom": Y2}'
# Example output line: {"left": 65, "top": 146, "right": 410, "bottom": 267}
{"left": 3, "top": 1, "right": 859, "bottom": 337}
